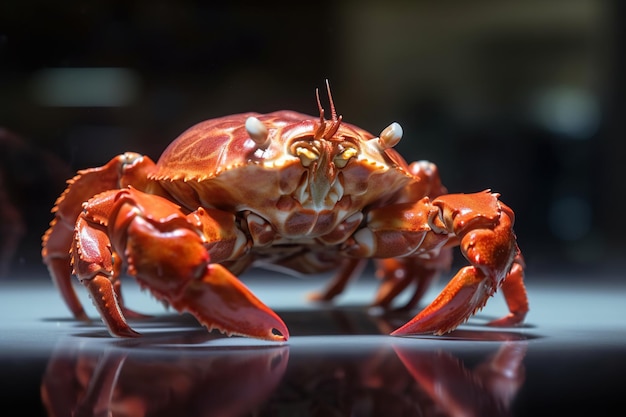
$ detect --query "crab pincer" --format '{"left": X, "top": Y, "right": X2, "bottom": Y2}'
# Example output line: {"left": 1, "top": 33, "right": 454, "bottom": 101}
{"left": 388, "top": 193, "right": 528, "bottom": 336}
{"left": 72, "top": 187, "right": 288, "bottom": 341}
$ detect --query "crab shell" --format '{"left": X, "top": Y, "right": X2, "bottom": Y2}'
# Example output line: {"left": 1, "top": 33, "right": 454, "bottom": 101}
{"left": 151, "top": 111, "right": 412, "bottom": 240}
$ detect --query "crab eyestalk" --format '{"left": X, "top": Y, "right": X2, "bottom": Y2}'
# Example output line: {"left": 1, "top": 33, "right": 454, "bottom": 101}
{"left": 377, "top": 122, "right": 403, "bottom": 149}
{"left": 245, "top": 116, "right": 270, "bottom": 148}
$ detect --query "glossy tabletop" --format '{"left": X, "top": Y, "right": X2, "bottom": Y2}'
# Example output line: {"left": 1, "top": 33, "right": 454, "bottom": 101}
{"left": 1, "top": 269, "right": 625, "bottom": 417}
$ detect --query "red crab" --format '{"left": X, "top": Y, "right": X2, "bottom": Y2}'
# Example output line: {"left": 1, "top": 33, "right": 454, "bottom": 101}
{"left": 42, "top": 83, "right": 528, "bottom": 341}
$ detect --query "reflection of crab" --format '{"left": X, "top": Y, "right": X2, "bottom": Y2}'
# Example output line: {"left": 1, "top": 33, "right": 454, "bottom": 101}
{"left": 41, "top": 338, "right": 289, "bottom": 417}
{"left": 42, "top": 83, "right": 528, "bottom": 341}
{"left": 41, "top": 335, "right": 526, "bottom": 417}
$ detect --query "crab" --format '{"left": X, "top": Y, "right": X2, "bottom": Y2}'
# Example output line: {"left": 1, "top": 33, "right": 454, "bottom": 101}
{"left": 41, "top": 83, "right": 528, "bottom": 341}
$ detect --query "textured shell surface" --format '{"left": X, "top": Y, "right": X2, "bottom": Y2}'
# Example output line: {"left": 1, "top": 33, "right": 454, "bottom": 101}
{"left": 151, "top": 110, "right": 413, "bottom": 239}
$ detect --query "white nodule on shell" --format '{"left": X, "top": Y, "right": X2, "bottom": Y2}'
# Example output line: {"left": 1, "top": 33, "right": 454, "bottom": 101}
{"left": 378, "top": 122, "right": 403, "bottom": 149}
{"left": 245, "top": 116, "right": 270, "bottom": 147}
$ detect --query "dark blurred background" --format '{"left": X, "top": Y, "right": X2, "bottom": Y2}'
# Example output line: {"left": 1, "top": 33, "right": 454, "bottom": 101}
{"left": 1, "top": 0, "right": 624, "bottom": 279}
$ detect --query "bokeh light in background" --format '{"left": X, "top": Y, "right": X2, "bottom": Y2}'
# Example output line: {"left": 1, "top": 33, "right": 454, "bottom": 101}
{"left": 30, "top": 67, "right": 140, "bottom": 107}
{"left": 0, "top": 0, "right": 624, "bottom": 278}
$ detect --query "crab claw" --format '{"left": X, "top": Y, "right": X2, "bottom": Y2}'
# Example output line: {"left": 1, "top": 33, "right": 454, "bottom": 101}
{"left": 71, "top": 187, "right": 288, "bottom": 341}
{"left": 119, "top": 200, "right": 289, "bottom": 342}
{"left": 391, "top": 192, "right": 526, "bottom": 336}
{"left": 391, "top": 266, "right": 494, "bottom": 336}
{"left": 172, "top": 264, "right": 289, "bottom": 342}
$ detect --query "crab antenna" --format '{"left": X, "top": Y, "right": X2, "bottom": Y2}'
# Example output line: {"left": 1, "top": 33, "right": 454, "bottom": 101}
{"left": 314, "top": 88, "right": 326, "bottom": 140}
{"left": 315, "top": 88, "right": 326, "bottom": 122}
{"left": 325, "top": 79, "right": 338, "bottom": 122}
{"left": 324, "top": 114, "right": 343, "bottom": 140}
{"left": 320, "top": 79, "right": 343, "bottom": 140}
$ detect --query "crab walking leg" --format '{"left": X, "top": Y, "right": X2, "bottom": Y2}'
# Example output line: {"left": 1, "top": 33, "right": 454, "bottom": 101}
{"left": 74, "top": 187, "right": 288, "bottom": 340}
{"left": 347, "top": 190, "right": 528, "bottom": 335}
{"left": 73, "top": 215, "right": 139, "bottom": 337}
{"left": 307, "top": 258, "right": 368, "bottom": 302}
{"left": 397, "top": 192, "right": 527, "bottom": 335}
{"left": 367, "top": 160, "right": 451, "bottom": 311}
{"left": 43, "top": 220, "right": 88, "bottom": 321}
{"left": 487, "top": 255, "right": 528, "bottom": 327}
{"left": 42, "top": 152, "right": 159, "bottom": 320}
{"left": 372, "top": 247, "right": 452, "bottom": 311}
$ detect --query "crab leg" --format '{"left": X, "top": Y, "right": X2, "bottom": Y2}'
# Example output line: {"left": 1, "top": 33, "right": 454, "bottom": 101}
{"left": 393, "top": 193, "right": 527, "bottom": 335}
{"left": 487, "top": 256, "right": 527, "bottom": 327}
{"left": 73, "top": 187, "right": 288, "bottom": 341}
{"left": 372, "top": 248, "right": 452, "bottom": 311}
{"left": 42, "top": 153, "right": 159, "bottom": 320}
{"left": 347, "top": 190, "right": 528, "bottom": 335}
{"left": 307, "top": 258, "right": 368, "bottom": 302}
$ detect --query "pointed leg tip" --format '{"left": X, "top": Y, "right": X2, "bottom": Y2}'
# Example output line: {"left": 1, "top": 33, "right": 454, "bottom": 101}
{"left": 390, "top": 326, "right": 450, "bottom": 337}
{"left": 390, "top": 328, "right": 407, "bottom": 337}
{"left": 306, "top": 292, "right": 323, "bottom": 302}
{"left": 306, "top": 291, "right": 333, "bottom": 303}
{"left": 75, "top": 310, "right": 91, "bottom": 322}
{"left": 390, "top": 325, "right": 429, "bottom": 337}
{"left": 487, "top": 311, "right": 527, "bottom": 328}
{"left": 390, "top": 315, "right": 460, "bottom": 337}
{"left": 110, "top": 327, "right": 142, "bottom": 338}
{"left": 389, "top": 320, "right": 429, "bottom": 337}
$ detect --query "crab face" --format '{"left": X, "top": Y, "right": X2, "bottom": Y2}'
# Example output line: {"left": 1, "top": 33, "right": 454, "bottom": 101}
{"left": 153, "top": 109, "right": 411, "bottom": 238}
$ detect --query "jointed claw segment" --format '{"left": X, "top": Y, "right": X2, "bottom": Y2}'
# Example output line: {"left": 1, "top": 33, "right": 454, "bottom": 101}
{"left": 71, "top": 188, "right": 288, "bottom": 341}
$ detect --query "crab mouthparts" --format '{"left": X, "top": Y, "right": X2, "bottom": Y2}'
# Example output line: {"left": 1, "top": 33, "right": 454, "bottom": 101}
{"left": 294, "top": 169, "right": 344, "bottom": 210}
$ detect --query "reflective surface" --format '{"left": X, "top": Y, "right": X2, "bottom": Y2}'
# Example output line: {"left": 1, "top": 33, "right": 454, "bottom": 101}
{"left": 41, "top": 335, "right": 527, "bottom": 417}
{"left": 1, "top": 272, "right": 625, "bottom": 416}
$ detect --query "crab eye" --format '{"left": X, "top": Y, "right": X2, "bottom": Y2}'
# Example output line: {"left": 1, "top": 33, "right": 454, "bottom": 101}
{"left": 294, "top": 144, "right": 320, "bottom": 167}
{"left": 378, "top": 122, "right": 403, "bottom": 149}
{"left": 333, "top": 146, "right": 357, "bottom": 168}
{"left": 245, "top": 116, "right": 270, "bottom": 147}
